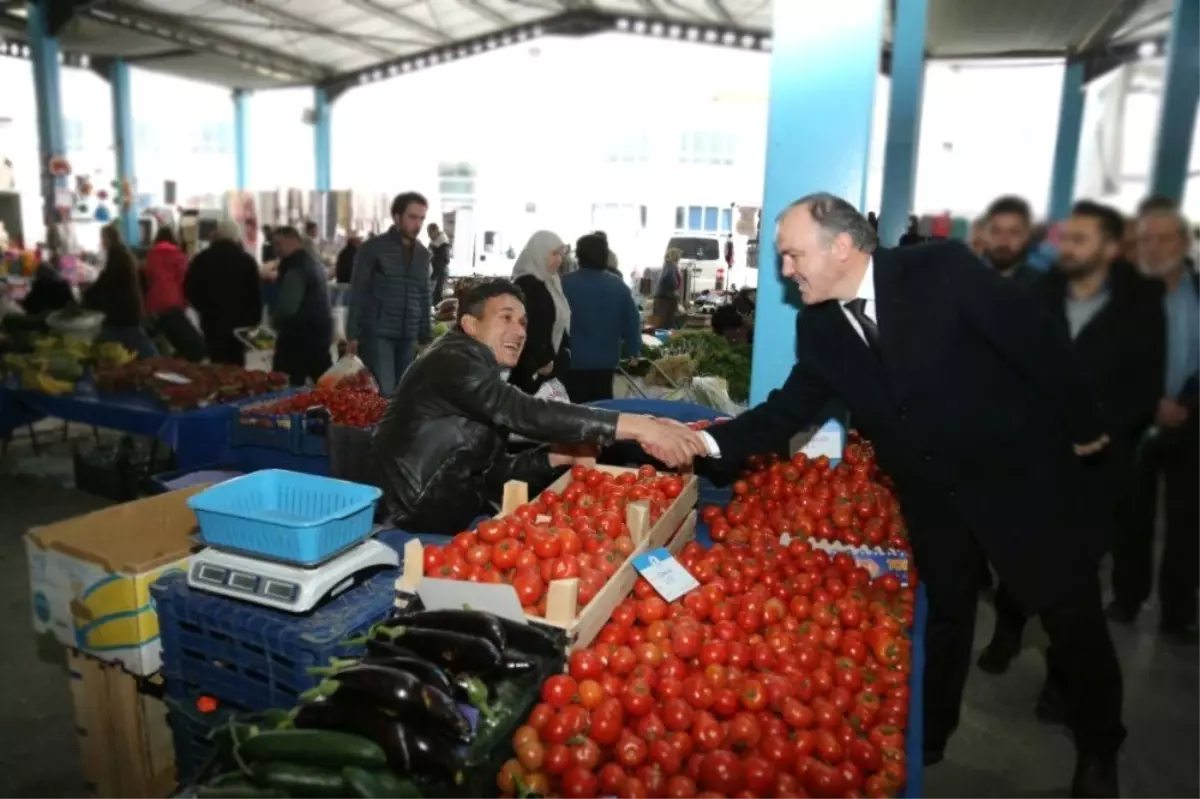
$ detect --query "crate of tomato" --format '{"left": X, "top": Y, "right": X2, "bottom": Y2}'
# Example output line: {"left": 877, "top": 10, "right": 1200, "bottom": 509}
{"left": 394, "top": 464, "right": 699, "bottom": 651}
{"left": 233, "top": 385, "right": 388, "bottom": 455}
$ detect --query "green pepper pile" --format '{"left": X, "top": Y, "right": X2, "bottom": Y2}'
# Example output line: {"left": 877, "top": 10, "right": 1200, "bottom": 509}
{"left": 196, "top": 609, "right": 563, "bottom": 798}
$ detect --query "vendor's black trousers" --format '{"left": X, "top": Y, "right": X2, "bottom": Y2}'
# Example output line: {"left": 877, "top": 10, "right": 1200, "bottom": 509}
{"left": 924, "top": 532, "right": 1125, "bottom": 758}
{"left": 564, "top": 369, "right": 615, "bottom": 403}
{"left": 1111, "top": 436, "right": 1200, "bottom": 628}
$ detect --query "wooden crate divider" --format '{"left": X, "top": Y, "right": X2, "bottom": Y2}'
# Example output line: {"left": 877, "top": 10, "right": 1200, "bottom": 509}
{"left": 68, "top": 649, "right": 176, "bottom": 798}
{"left": 395, "top": 465, "right": 699, "bottom": 646}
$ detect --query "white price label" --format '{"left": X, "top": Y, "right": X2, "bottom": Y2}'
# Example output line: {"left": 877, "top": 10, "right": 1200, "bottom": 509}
{"left": 632, "top": 547, "right": 699, "bottom": 602}
{"left": 800, "top": 418, "right": 845, "bottom": 462}
{"left": 154, "top": 371, "right": 193, "bottom": 385}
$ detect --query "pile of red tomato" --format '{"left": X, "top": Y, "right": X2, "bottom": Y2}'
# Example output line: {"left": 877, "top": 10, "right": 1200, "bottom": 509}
{"left": 499, "top": 539, "right": 914, "bottom": 799}
{"left": 703, "top": 435, "right": 912, "bottom": 553}
{"left": 248, "top": 385, "right": 389, "bottom": 428}
{"left": 422, "top": 465, "right": 687, "bottom": 618}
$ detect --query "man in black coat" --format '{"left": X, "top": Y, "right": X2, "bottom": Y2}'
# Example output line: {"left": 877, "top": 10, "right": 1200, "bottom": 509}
{"left": 674, "top": 193, "right": 1124, "bottom": 797}
{"left": 977, "top": 202, "right": 1164, "bottom": 698}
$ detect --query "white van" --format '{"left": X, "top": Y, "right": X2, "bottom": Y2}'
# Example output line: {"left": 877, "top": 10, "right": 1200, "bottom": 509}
{"left": 665, "top": 235, "right": 727, "bottom": 295}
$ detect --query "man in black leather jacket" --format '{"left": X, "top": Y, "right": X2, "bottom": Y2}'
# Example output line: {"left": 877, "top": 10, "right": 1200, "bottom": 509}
{"left": 371, "top": 279, "right": 703, "bottom": 534}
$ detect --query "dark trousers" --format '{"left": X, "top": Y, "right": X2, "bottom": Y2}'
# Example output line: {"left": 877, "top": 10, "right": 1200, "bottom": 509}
{"left": 205, "top": 333, "right": 245, "bottom": 366}
{"left": 431, "top": 271, "right": 447, "bottom": 308}
{"left": 153, "top": 307, "right": 206, "bottom": 363}
{"left": 361, "top": 335, "right": 415, "bottom": 396}
{"left": 924, "top": 530, "right": 1125, "bottom": 757}
{"left": 273, "top": 347, "right": 333, "bottom": 388}
{"left": 1112, "top": 434, "right": 1200, "bottom": 627}
{"left": 564, "top": 369, "right": 615, "bottom": 403}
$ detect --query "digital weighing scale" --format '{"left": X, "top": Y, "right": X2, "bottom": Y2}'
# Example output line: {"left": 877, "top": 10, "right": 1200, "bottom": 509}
{"left": 187, "top": 538, "right": 400, "bottom": 613}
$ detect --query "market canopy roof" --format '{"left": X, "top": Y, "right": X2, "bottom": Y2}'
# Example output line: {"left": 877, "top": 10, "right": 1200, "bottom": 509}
{"left": 0, "top": 0, "right": 1176, "bottom": 92}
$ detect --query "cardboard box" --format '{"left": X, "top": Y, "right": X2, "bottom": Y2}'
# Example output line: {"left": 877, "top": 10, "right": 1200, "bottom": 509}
{"left": 27, "top": 487, "right": 204, "bottom": 675}
{"left": 68, "top": 649, "right": 176, "bottom": 798}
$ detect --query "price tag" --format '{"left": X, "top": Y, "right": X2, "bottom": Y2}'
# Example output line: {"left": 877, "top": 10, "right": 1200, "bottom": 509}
{"left": 800, "top": 418, "right": 844, "bottom": 463}
{"left": 632, "top": 547, "right": 699, "bottom": 602}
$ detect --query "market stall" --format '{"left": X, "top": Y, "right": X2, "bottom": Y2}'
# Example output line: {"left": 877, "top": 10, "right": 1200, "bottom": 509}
{"left": 0, "top": 356, "right": 291, "bottom": 468}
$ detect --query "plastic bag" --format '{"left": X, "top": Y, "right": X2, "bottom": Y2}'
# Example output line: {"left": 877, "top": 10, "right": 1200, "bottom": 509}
{"left": 662, "top": 376, "right": 744, "bottom": 416}
{"left": 534, "top": 377, "right": 570, "bottom": 403}
{"left": 318, "top": 354, "right": 379, "bottom": 392}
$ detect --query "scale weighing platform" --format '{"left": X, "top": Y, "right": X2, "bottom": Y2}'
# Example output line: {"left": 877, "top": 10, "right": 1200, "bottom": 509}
{"left": 187, "top": 538, "right": 399, "bottom": 613}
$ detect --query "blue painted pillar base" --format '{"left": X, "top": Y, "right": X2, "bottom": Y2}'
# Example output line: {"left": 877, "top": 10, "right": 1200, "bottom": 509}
{"left": 1047, "top": 60, "right": 1086, "bottom": 221}
{"left": 109, "top": 58, "right": 139, "bottom": 245}
{"left": 313, "top": 87, "right": 331, "bottom": 192}
{"left": 750, "top": 1, "right": 884, "bottom": 404}
{"left": 877, "top": 0, "right": 929, "bottom": 247}
{"left": 26, "top": 0, "right": 66, "bottom": 236}
{"left": 234, "top": 89, "right": 250, "bottom": 191}
{"left": 1150, "top": 0, "right": 1200, "bottom": 202}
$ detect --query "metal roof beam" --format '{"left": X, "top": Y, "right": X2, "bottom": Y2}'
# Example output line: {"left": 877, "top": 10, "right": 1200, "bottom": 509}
{"left": 460, "top": 0, "right": 514, "bottom": 27}
{"left": 211, "top": 0, "right": 397, "bottom": 60}
{"left": 85, "top": 1, "right": 328, "bottom": 82}
{"left": 1075, "top": 0, "right": 1150, "bottom": 53}
{"left": 341, "top": 0, "right": 450, "bottom": 44}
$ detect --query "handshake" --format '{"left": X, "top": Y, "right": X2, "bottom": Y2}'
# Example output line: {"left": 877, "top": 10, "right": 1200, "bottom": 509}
{"left": 616, "top": 414, "right": 713, "bottom": 468}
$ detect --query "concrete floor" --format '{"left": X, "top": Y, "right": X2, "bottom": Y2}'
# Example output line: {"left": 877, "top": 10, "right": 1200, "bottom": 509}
{"left": 0, "top": 426, "right": 1196, "bottom": 798}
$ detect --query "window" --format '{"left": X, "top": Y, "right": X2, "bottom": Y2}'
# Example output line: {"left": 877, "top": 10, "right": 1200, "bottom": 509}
{"left": 438, "top": 161, "right": 477, "bottom": 199}
{"left": 675, "top": 205, "right": 734, "bottom": 233}
{"left": 64, "top": 119, "right": 85, "bottom": 154}
{"left": 678, "top": 129, "right": 736, "bottom": 165}
{"left": 666, "top": 236, "right": 721, "bottom": 261}
{"left": 603, "top": 130, "right": 651, "bottom": 163}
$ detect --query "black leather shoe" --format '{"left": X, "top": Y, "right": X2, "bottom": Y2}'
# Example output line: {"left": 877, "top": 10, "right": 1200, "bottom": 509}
{"left": 977, "top": 639, "right": 1020, "bottom": 675}
{"left": 1035, "top": 682, "right": 1067, "bottom": 725}
{"left": 1105, "top": 601, "right": 1138, "bottom": 624}
{"left": 1071, "top": 754, "right": 1119, "bottom": 798}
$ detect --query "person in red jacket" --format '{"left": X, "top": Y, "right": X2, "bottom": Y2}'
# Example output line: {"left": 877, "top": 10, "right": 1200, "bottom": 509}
{"left": 143, "top": 227, "right": 205, "bottom": 361}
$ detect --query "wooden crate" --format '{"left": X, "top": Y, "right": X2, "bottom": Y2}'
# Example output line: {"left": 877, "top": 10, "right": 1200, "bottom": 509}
{"left": 68, "top": 649, "right": 176, "bottom": 798}
{"left": 396, "top": 465, "right": 699, "bottom": 649}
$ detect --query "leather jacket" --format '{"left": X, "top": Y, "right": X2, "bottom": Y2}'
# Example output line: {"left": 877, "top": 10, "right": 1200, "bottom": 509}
{"left": 371, "top": 328, "right": 619, "bottom": 534}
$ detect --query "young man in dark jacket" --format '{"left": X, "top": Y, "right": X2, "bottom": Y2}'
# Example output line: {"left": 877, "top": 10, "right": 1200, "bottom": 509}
{"left": 977, "top": 202, "right": 1165, "bottom": 702}
{"left": 347, "top": 192, "right": 433, "bottom": 394}
{"left": 370, "top": 279, "right": 699, "bottom": 534}
{"left": 427, "top": 223, "right": 450, "bottom": 307}
{"left": 271, "top": 226, "right": 333, "bottom": 386}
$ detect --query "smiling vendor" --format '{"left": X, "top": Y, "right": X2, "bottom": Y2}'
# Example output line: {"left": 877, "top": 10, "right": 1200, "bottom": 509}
{"left": 371, "top": 279, "right": 699, "bottom": 534}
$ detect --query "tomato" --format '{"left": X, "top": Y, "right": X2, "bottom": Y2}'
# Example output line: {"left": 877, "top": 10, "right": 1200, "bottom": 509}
{"left": 562, "top": 767, "right": 599, "bottom": 799}
{"left": 637, "top": 596, "right": 668, "bottom": 625}
{"left": 569, "top": 649, "right": 605, "bottom": 682}
{"left": 666, "top": 775, "right": 698, "bottom": 799}
{"left": 635, "top": 712, "right": 667, "bottom": 743}
{"left": 544, "top": 742, "right": 573, "bottom": 774}
{"left": 682, "top": 675, "right": 715, "bottom": 710}
{"left": 868, "top": 724, "right": 905, "bottom": 749}
{"left": 598, "top": 763, "right": 626, "bottom": 795}
{"left": 727, "top": 712, "right": 762, "bottom": 751}
{"left": 693, "top": 711, "right": 724, "bottom": 751}
{"left": 512, "top": 567, "right": 546, "bottom": 606}
{"left": 759, "top": 735, "right": 796, "bottom": 771}
{"left": 813, "top": 729, "right": 844, "bottom": 765}
{"left": 622, "top": 678, "right": 655, "bottom": 717}
{"left": 590, "top": 699, "right": 624, "bottom": 745}
{"left": 422, "top": 546, "right": 444, "bottom": 573}
{"left": 616, "top": 732, "right": 649, "bottom": 768}
{"left": 528, "top": 702, "right": 553, "bottom": 730}
{"left": 849, "top": 738, "right": 882, "bottom": 772}
{"left": 497, "top": 758, "right": 524, "bottom": 793}
{"left": 804, "top": 760, "right": 847, "bottom": 799}
{"left": 742, "top": 754, "right": 777, "bottom": 796}
{"left": 542, "top": 674, "right": 578, "bottom": 708}
{"left": 662, "top": 698, "right": 694, "bottom": 732}
{"left": 610, "top": 646, "right": 638, "bottom": 675}
{"left": 578, "top": 679, "right": 606, "bottom": 709}
{"left": 650, "top": 738, "right": 683, "bottom": 776}
{"left": 740, "top": 678, "right": 767, "bottom": 712}
{"left": 699, "top": 749, "right": 745, "bottom": 795}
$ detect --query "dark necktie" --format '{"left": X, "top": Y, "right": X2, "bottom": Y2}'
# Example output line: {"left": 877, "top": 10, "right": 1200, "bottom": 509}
{"left": 844, "top": 298, "right": 881, "bottom": 354}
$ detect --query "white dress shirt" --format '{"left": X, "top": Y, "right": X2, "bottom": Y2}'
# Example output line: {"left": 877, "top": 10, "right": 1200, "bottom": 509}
{"left": 700, "top": 257, "right": 876, "bottom": 458}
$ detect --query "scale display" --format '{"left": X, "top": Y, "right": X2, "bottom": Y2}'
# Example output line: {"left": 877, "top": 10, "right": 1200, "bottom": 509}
{"left": 186, "top": 538, "right": 399, "bottom": 613}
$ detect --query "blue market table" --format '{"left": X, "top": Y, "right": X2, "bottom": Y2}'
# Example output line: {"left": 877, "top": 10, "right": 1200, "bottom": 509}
{"left": 1, "top": 382, "right": 268, "bottom": 470}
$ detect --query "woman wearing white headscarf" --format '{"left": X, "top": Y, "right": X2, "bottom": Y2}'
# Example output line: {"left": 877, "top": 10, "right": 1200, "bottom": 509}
{"left": 509, "top": 230, "right": 571, "bottom": 394}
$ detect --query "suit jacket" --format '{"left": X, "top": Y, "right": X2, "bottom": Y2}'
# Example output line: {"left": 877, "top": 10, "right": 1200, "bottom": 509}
{"left": 1033, "top": 262, "right": 1164, "bottom": 473}
{"left": 707, "top": 241, "right": 1111, "bottom": 613}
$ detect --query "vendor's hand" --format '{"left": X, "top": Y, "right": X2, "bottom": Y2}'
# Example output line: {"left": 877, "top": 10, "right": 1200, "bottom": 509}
{"left": 1154, "top": 398, "right": 1188, "bottom": 429}
{"left": 345, "top": 339, "right": 359, "bottom": 356}
{"left": 1073, "top": 434, "right": 1110, "bottom": 457}
{"left": 537, "top": 362, "right": 555, "bottom": 376}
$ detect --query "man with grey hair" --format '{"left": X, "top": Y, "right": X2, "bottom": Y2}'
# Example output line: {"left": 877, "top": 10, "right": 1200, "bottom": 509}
{"left": 1109, "top": 199, "right": 1199, "bottom": 637}
{"left": 184, "top": 218, "right": 262, "bottom": 365}
{"left": 674, "top": 192, "right": 1124, "bottom": 796}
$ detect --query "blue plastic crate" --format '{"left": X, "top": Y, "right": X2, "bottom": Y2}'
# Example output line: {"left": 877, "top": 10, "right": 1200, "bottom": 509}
{"left": 187, "top": 470, "right": 382, "bottom": 565}
{"left": 230, "top": 410, "right": 298, "bottom": 452}
{"left": 165, "top": 696, "right": 237, "bottom": 787}
{"left": 153, "top": 567, "right": 397, "bottom": 711}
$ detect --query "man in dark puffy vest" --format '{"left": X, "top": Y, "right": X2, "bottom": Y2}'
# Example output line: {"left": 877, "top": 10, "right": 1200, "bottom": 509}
{"left": 271, "top": 225, "right": 333, "bottom": 386}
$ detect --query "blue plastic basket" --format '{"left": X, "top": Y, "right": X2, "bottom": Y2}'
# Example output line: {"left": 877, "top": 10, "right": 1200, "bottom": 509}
{"left": 165, "top": 696, "right": 236, "bottom": 787}
{"left": 153, "top": 567, "right": 398, "bottom": 711}
{"left": 187, "top": 469, "right": 382, "bottom": 565}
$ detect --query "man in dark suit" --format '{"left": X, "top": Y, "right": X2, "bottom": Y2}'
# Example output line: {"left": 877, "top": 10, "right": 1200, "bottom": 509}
{"left": 977, "top": 201, "right": 1164, "bottom": 705}
{"left": 674, "top": 193, "right": 1124, "bottom": 797}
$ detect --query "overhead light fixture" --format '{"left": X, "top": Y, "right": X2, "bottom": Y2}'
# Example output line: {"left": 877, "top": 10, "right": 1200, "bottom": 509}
{"left": 686, "top": 27, "right": 699, "bottom": 41}
{"left": 1137, "top": 40, "right": 1159, "bottom": 59}
{"left": 616, "top": 17, "right": 630, "bottom": 31}
{"left": 668, "top": 25, "right": 682, "bottom": 38}
{"left": 759, "top": 37, "right": 771, "bottom": 51}
{"left": 633, "top": 19, "right": 647, "bottom": 34}
{"left": 650, "top": 22, "right": 664, "bottom": 36}
{"left": 703, "top": 29, "right": 718, "bottom": 43}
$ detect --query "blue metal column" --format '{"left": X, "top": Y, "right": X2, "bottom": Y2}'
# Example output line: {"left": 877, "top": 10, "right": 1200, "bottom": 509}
{"left": 109, "top": 58, "right": 139, "bottom": 245}
{"left": 750, "top": 1, "right": 884, "bottom": 404}
{"left": 877, "top": 0, "right": 929, "bottom": 247}
{"left": 1047, "top": 60, "right": 1086, "bottom": 221}
{"left": 313, "top": 87, "right": 332, "bottom": 192}
{"left": 1150, "top": 0, "right": 1200, "bottom": 202}
{"left": 233, "top": 89, "right": 250, "bottom": 191}
{"left": 25, "top": 0, "right": 66, "bottom": 235}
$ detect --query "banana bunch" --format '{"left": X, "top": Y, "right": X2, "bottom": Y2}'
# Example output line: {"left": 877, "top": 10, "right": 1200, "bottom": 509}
{"left": 94, "top": 342, "right": 136, "bottom": 368}
{"left": 21, "top": 369, "right": 74, "bottom": 396}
